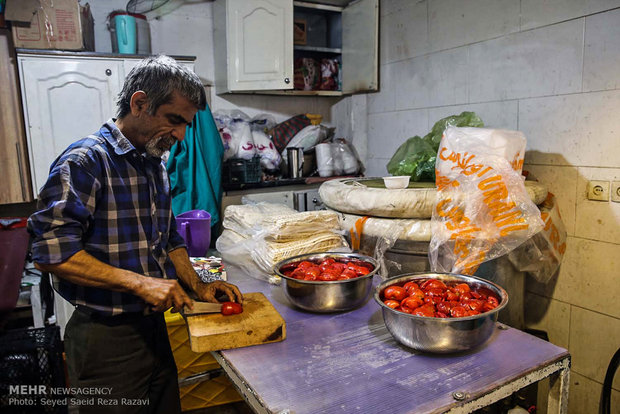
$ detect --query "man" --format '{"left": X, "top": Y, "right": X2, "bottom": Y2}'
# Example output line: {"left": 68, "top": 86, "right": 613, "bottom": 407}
{"left": 27, "top": 55, "right": 243, "bottom": 413}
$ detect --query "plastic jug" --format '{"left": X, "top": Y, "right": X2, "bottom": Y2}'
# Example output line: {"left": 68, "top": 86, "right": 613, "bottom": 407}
{"left": 175, "top": 210, "right": 211, "bottom": 257}
{"left": 114, "top": 14, "right": 137, "bottom": 54}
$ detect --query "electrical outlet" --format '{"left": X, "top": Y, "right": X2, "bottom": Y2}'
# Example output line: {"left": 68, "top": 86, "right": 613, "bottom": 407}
{"left": 587, "top": 180, "right": 609, "bottom": 201}
{"left": 611, "top": 181, "right": 620, "bottom": 203}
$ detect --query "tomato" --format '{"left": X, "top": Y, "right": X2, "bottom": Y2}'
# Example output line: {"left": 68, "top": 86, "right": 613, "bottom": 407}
{"left": 320, "top": 258, "right": 335, "bottom": 266}
{"left": 436, "top": 311, "right": 449, "bottom": 318}
{"left": 291, "top": 268, "right": 306, "bottom": 280}
{"left": 403, "top": 281, "right": 420, "bottom": 294}
{"left": 319, "top": 272, "right": 337, "bottom": 281}
{"left": 454, "top": 283, "right": 470, "bottom": 295}
{"left": 319, "top": 263, "right": 334, "bottom": 273}
{"left": 445, "top": 289, "right": 459, "bottom": 301}
{"left": 332, "top": 262, "right": 347, "bottom": 273}
{"left": 421, "top": 279, "right": 447, "bottom": 290}
{"left": 341, "top": 269, "right": 358, "bottom": 279}
{"left": 425, "top": 287, "right": 445, "bottom": 297}
{"left": 409, "top": 288, "right": 425, "bottom": 301}
{"left": 396, "top": 306, "right": 412, "bottom": 314}
{"left": 401, "top": 296, "right": 424, "bottom": 310}
{"left": 413, "top": 304, "right": 436, "bottom": 317}
{"left": 467, "top": 299, "right": 486, "bottom": 312}
{"left": 303, "top": 273, "right": 318, "bottom": 281}
{"left": 383, "top": 299, "right": 400, "bottom": 309}
{"left": 450, "top": 306, "right": 469, "bottom": 318}
{"left": 297, "top": 261, "right": 313, "bottom": 270}
{"left": 304, "top": 267, "right": 321, "bottom": 279}
{"left": 221, "top": 302, "right": 243, "bottom": 316}
{"left": 351, "top": 265, "right": 370, "bottom": 276}
{"left": 383, "top": 286, "right": 407, "bottom": 301}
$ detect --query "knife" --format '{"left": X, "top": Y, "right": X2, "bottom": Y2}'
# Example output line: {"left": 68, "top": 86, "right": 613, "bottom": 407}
{"left": 182, "top": 301, "right": 223, "bottom": 316}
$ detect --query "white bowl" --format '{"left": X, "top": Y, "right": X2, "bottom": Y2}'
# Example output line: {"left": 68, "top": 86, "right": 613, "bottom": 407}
{"left": 383, "top": 176, "right": 411, "bottom": 189}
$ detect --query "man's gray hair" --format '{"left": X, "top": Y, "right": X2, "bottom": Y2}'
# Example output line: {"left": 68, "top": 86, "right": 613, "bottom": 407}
{"left": 116, "top": 55, "right": 206, "bottom": 118}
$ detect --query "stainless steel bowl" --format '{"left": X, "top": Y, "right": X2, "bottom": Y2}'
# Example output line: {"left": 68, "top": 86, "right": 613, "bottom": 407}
{"left": 374, "top": 273, "right": 508, "bottom": 353}
{"left": 274, "top": 252, "right": 379, "bottom": 313}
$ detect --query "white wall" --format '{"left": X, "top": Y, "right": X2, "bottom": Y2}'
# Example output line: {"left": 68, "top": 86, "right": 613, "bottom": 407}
{"left": 371, "top": 1, "right": 620, "bottom": 413}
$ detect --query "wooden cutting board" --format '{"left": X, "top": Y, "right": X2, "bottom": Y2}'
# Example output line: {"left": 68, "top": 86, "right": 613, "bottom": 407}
{"left": 185, "top": 292, "right": 286, "bottom": 352}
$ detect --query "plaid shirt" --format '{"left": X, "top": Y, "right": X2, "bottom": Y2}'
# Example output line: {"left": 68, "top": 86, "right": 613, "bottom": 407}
{"left": 28, "top": 120, "right": 186, "bottom": 315}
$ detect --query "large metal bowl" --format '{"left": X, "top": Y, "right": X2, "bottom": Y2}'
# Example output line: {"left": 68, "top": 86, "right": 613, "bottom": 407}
{"left": 374, "top": 273, "right": 508, "bottom": 353}
{"left": 274, "top": 252, "right": 379, "bottom": 313}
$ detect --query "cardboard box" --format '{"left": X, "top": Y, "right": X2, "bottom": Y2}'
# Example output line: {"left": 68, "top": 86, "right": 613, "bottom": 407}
{"left": 5, "top": 0, "right": 94, "bottom": 50}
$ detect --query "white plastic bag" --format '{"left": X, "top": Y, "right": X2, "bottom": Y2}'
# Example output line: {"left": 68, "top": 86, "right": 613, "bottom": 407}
{"left": 252, "top": 130, "right": 281, "bottom": 170}
{"left": 213, "top": 110, "right": 256, "bottom": 160}
{"left": 429, "top": 127, "right": 543, "bottom": 275}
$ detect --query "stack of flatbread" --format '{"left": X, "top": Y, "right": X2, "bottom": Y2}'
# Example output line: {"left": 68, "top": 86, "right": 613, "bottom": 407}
{"left": 216, "top": 203, "right": 346, "bottom": 275}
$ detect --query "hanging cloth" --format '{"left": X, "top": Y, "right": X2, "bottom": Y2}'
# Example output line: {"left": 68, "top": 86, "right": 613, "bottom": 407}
{"left": 167, "top": 105, "right": 224, "bottom": 226}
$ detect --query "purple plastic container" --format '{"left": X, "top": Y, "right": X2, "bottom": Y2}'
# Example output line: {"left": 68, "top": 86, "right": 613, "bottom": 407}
{"left": 175, "top": 210, "right": 211, "bottom": 257}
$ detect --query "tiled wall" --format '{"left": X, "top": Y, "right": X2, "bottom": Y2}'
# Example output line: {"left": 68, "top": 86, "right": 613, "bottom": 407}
{"left": 368, "top": 1, "right": 620, "bottom": 412}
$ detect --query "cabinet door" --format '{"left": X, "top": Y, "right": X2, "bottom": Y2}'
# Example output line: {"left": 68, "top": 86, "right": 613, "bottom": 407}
{"left": 342, "top": 0, "right": 378, "bottom": 94}
{"left": 226, "top": 0, "right": 293, "bottom": 91}
{"left": 0, "top": 31, "right": 33, "bottom": 204}
{"left": 18, "top": 57, "right": 124, "bottom": 193}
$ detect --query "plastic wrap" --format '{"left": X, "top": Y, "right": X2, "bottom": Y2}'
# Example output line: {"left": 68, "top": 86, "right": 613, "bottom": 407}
{"left": 216, "top": 202, "right": 348, "bottom": 282}
{"left": 429, "top": 127, "right": 544, "bottom": 275}
{"left": 508, "top": 193, "right": 567, "bottom": 283}
{"left": 213, "top": 110, "right": 255, "bottom": 160}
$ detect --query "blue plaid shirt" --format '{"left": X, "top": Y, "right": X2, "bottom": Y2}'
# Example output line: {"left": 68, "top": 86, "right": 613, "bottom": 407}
{"left": 28, "top": 120, "right": 187, "bottom": 315}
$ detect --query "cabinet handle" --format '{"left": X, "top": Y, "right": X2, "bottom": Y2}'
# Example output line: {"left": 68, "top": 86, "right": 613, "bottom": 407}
{"left": 284, "top": 77, "right": 290, "bottom": 84}
{"left": 105, "top": 69, "right": 112, "bottom": 76}
{"left": 15, "top": 142, "right": 27, "bottom": 200}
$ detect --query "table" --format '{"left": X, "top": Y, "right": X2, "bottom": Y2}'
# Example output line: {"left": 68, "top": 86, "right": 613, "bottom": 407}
{"left": 214, "top": 269, "right": 570, "bottom": 414}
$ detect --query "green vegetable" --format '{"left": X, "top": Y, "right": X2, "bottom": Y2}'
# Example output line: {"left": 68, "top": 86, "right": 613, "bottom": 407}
{"left": 386, "top": 111, "right": 484, "bottom": 182}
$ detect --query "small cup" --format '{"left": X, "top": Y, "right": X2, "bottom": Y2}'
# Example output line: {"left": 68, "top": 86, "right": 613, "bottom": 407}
{"left": 383, "top": 176, "right": 411, "bottom": 189}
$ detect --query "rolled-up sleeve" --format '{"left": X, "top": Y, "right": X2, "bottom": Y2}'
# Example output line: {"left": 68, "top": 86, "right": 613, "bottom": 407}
{"left": 28, "top": 154, "right": 101, "bottom": 265}
{"left": 167, "top": 215, "right": 187, "bottom": 252}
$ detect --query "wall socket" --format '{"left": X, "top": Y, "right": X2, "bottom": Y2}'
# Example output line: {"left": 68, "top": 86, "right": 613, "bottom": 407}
{"left": 612, "top": 181, "right": 620, "bottom": 203}
{"left": 587, "top": 180, "right": 609, "bottom": 201}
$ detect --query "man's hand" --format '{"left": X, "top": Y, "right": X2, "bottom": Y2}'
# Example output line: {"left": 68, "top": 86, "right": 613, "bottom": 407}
{"left": 133, "top": 275, "right": 193, "bottom": 312}
{"left": 168, "top": 248, "right": 244, "bottom": 305}
{"left": 193, "top": 280, "right": 244, "bottom": 304}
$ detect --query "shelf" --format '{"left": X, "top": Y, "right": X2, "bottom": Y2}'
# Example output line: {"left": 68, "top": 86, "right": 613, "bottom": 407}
{"left": 294, "top": 45, "right": 342, "bottom": 54}
{"left": 254, "top": 89, "right": 342, "bottom": 96}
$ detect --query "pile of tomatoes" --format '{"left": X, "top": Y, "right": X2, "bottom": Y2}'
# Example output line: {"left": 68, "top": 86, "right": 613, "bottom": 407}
{"left": 380, "top": 278, "right": 500, "bottom": 318}
{"left": 280, "top": 257, "right": 374, "bottom": 281}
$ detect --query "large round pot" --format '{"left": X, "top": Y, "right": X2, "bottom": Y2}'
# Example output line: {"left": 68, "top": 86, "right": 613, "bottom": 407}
{"left": 374, "top": 273, "right": 508, "bottom": 353}
{"left": 274, "top": 252, "right": 379, "bottom": 313}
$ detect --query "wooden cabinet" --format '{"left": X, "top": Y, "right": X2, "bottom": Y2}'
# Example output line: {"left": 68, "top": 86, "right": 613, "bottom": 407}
{"left": 0, "top": 30, "right": 33, "bottom": 204}
{"left": 213, "top": 0, "right": 378, "bottom": 96}
{"left": 16, "top": 51, "right": 195, "bottom": 194}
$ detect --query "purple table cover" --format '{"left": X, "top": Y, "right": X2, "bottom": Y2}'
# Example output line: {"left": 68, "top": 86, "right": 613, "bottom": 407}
{"left": 219, "top": 269, "right": 569, "bottom": 414}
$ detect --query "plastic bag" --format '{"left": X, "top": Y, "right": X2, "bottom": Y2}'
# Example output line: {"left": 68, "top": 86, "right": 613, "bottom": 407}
{"left": 429, "top": 127, "right": 544, "bottom": 275}
{"left": 332, "top": 138, "right": 359, "bottom": 175}
{"left": 252, "top": 130, "right": 282, "bottom": 170}
{"left": 216, "top": 202, "right": 348, "bottom": 282}
{"left": 214, "top": 110, "right": 256, "bottom": 160}
{"left": 387, "top": 111, "right": 484, "bottom": 181}
{"left": 284, "top": 124, "right": 331, "bottom": 152}
{"left": 508, "top": 193, "right": 567, "bottom": 283}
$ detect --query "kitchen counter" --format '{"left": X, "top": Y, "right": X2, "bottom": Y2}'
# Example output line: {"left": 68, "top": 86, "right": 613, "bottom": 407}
{"left": 213, "top": 268, "right": 570, "bottom": 414}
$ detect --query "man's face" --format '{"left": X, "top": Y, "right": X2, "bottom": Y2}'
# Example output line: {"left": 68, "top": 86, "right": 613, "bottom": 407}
{"left": 133, "top": 91, "right": 198, "bottom": 157}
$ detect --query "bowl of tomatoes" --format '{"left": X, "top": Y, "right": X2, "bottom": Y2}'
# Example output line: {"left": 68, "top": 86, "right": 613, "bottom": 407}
{"left": 375, "top": 273, "right": 508, "bottom": 353}
{"left": 274, "top": 252, "right": 379, "bottom": 313}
